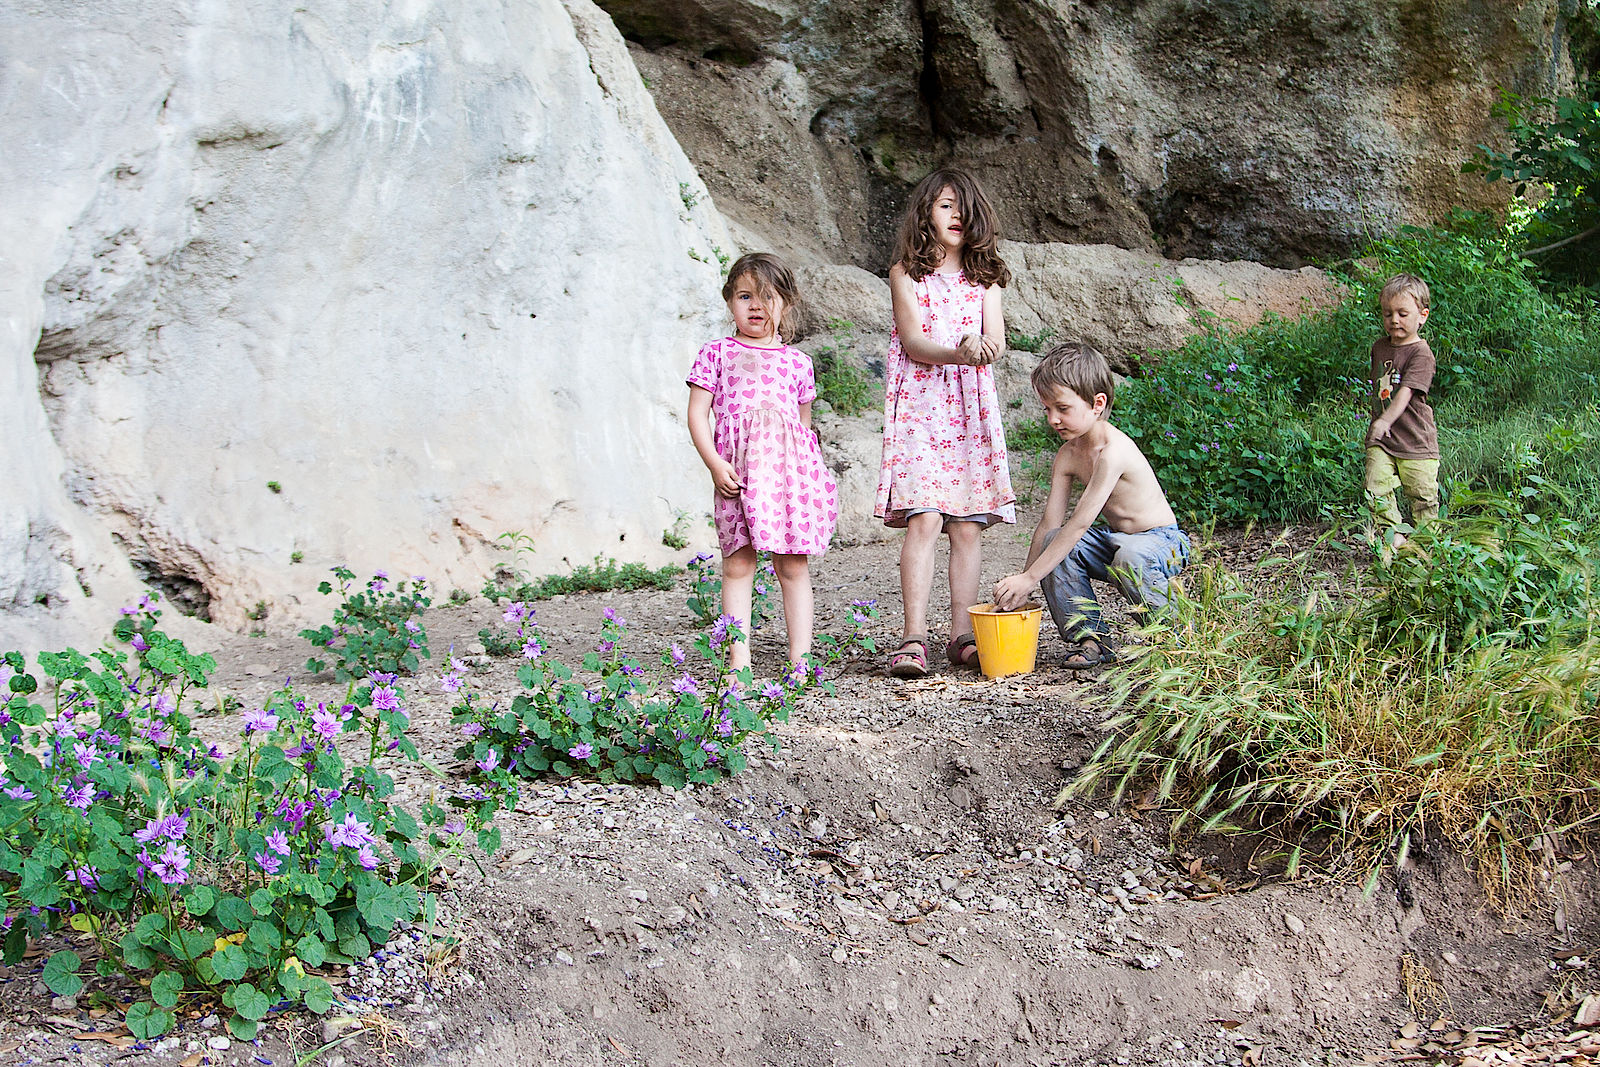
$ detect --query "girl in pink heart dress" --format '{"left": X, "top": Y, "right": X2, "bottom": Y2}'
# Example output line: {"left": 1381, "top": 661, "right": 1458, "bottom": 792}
{"left": 687, "top": 253, "right": 839, "bottom": 671}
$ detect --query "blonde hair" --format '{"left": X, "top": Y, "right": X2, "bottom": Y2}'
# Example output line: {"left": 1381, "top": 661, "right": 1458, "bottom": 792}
{"left": 1032, "top": 341, "right": 1115, "bottom": 409}
{"left": 892, "top": 168, "right": 1011, "bottom": 289}
{"left": 1381, "top": 273, "right": 1431, "bottom": 310}
{"left": 722, "top": 252, "right": 802, "bottom": 341}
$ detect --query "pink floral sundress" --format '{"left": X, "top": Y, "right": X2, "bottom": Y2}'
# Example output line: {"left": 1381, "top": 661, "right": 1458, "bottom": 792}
{"left": 687, "top": 338, "right": 839, "bottom": 557}
{"left": 874, "top": 270, "right": 1015, "bottom": 527}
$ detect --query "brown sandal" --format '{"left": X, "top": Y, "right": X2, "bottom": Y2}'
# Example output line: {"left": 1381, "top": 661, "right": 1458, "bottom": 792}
{"left": 888, "top": 636, "right": 929, "bottom": 678}
{"left": 946, "top": 633, "right": 980, "bottom": 670}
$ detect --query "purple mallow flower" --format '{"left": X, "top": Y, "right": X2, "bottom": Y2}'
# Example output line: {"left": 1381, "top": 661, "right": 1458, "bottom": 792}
{"left": 370, "top": 686, "right": 401, "bottom": 712}
{"left": 265, "top": 829, "right": 291, "bottom": 855}
{"left": 63, "top": 782, "right": 94, "bottom": 810}
{"left": 134, "top": 813, "right": 188, "bottom": 844}
{"left": 568, "top": 742, "right": 593, "bottom": 760}
{"left": 242, "top": 708, "right": 279, "bottom": 734}
{"left": 147, "top": 842, "right": 190, "bottom": 886}
{"left": 475, "top": 749, "right": 500, "bottom": 774}
{"left": 323, "top": 813, "right": 376, "bottom": 850}
{"left": 254, "top": 851, "right": 282, "bottom": 876}
{"left": 66, "top": 865, "right": 98, "bottom": 892}
{"left": 672, "top": 674, "right": 700, "bottom": 698}
{"left": 311, "top": 704, "right": 350, "bottom": 740}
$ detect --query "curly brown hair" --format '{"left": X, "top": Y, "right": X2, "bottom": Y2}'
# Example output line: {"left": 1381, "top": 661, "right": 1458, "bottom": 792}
{"left": 891, "top": 168, "right": 1011, "bottom": 289}
{"left": 722, "top": 252, "right": 803, "bottom": 342}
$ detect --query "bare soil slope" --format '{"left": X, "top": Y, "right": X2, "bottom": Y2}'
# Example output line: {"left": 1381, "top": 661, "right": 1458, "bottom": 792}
{"left": 1, "top": 520, "right": 1592, "bottom": 1067}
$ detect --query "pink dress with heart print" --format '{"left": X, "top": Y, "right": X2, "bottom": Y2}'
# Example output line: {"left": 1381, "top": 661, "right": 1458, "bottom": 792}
{"left": 687, "top": 338, "right": 839, "bottom": 557}
{"left": 875, "top": 269, "right": 1016, "bottom": 527}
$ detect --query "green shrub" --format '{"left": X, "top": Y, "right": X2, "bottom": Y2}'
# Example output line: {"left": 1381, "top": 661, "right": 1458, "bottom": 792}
{"left": 811, "top": 319, "right": 880, "bottom": 417}
{"left": 446, "top": 602, "right": 879, "bottom": 788}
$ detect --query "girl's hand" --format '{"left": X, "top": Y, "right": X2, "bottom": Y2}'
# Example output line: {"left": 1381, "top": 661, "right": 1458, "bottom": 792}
{"left": 710, "top": 459, "right": 744, "bottom": 498}
{"left": 978, "top": 335, "right": 1001, "bottom": 364}
{"left": 956, "top": 334, "right": 986, "bottom": 365}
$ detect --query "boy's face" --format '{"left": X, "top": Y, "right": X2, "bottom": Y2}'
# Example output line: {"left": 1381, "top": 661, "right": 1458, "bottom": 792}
{"left": 1381, "top": 292, "right": 1428, "bottom": 346}
{"left": 1038, "top": 383, "right": 1106, "bottom": 441}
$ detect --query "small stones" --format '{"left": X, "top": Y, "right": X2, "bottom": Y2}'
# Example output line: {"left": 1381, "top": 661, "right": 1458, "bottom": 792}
{"left": 1283, "top": 913, "right": 1307, "bottom": 937}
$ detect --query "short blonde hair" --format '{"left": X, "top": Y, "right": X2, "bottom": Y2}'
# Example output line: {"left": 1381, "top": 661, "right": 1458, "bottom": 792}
{"left": 1380, "top": 273, "right": 1430, "bottom": 310}
{"left": 1032, "top": 341, "right": 1114, "bottom": 409}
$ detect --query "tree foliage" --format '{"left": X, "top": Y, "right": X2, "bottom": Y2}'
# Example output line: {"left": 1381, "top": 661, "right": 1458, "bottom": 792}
{"left": 1467, "top": 83, "right": 1600, "bottom": 281}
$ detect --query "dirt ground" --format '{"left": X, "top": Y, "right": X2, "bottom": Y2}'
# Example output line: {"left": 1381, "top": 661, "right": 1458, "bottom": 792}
{"left": 3, "top": 515, "right": 1597, "bottom": 1067}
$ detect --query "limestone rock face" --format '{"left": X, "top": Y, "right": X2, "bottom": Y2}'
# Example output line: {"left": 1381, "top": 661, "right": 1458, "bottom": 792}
{"left": 2, "top": 0, "right": 732, "bottom": 650}
{"left": 610, "top": 0, "right": 1574, "bottom": 268}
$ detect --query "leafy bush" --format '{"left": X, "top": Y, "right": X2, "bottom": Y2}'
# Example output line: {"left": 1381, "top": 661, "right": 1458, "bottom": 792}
{"left": 811, "top": 319, "right": 881, "bottom": 417}
{"left": 1117, "top": 332, "right": 1362, "bottom": 522}
{"left": 1006, "top": 325, "right": 1056, "bottom": 353}
{"left": 1466, "top": 83, "right": 1600, "bottom": 282}
{"left": 0, "top": 598, "right": 507, "bottom": 1041}
{"left": 301, "top": 567, "right": 430, "bottom": 681}
{"left": 446, "top": 602, "right": 878, "bottom": 789}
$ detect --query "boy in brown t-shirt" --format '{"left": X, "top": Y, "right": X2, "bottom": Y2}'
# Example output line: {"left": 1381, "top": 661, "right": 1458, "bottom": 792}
{"left": 1365, "top": 273, "right": 1439, "bottom": 547}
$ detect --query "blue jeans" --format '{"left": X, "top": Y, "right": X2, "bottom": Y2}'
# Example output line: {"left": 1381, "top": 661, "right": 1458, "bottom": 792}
{"left": 1038, "top": 524, "right": 1190, "bottom": 645}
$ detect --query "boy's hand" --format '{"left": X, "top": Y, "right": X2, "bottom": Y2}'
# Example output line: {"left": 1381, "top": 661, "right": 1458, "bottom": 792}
{"left": 1367, "top": 418, "right": 1392, "bottom": 445}
{"left": 709, "top": 459, "right": 743, "bottom": 498}
{"left": 993, "top": 573, "right": 1039, "bottom": 611}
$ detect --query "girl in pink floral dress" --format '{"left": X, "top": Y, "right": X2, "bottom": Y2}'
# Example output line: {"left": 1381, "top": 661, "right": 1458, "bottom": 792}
{"left": 875, "top": 169, "right": 1016, "bottom": 678}
{"left": 688, "top": 253, "right": 839, "bottom": 671}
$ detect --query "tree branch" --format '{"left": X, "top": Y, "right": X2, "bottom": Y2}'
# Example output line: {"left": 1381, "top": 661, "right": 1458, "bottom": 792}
{"left": 1524, "top": 221, "right": 1600, "bottom": 256}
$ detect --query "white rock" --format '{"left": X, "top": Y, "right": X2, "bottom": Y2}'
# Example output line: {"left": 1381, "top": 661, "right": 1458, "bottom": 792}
{"left": 2, "top": 0, "right": 732, "bottom": 650}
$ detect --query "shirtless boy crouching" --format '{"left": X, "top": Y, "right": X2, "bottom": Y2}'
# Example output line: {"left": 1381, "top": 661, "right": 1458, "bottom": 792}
{"left": 992, "top": 342, "right": 1191, "bottom": 668}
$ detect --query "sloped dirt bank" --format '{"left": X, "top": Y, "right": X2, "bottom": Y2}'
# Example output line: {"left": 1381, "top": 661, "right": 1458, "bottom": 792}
{"left": 1, "top": 524, "right": 1591, "bottom": 1067}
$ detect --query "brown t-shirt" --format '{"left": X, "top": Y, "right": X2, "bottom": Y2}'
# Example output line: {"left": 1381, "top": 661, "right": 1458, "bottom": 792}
{"left": 1369, "top": 337, "right": 1438, "bottom": 460}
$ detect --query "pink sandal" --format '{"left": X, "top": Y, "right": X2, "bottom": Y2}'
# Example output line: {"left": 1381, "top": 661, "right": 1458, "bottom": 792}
{"left": 946, "top": 633, "right": 980, "bottom": 670}
{"left": 888, "top": 636, "right": 929, "bottom": 678}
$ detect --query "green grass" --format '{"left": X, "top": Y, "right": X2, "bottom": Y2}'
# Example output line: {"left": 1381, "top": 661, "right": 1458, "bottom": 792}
{"left": 484, "top": 556, "right": 681, "bottom": 602}
{"left": 1070, "top": 510, "right": 1600, "bottom": 900}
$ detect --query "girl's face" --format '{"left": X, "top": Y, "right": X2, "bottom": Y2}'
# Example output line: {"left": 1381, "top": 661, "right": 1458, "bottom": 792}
{"left": 727, "top": 275, "right": 783, "bottom": 343}
{"left": 929, "top": 186, "right": 964, "bottom": 254}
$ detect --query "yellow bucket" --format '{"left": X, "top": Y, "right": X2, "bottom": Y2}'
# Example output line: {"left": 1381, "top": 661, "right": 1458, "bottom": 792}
{"left": 967, "top": 602, "right": 1044, "bottom": 679}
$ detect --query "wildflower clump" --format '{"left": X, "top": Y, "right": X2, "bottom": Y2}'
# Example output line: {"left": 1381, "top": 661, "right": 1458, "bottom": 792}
{"left": 0, "top": 593, "right": 510, "bottom": 1041}
{"left": 448, "top": 601, "right": 878, "bottom": 788}
{"left": 300, "top": 566, "right": 431, "bottom": 681}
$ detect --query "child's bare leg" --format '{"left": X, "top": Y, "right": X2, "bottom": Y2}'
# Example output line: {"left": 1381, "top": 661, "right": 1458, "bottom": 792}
{"left": 899, "top": 512, "right": 943, "bottom": 640}
{"left": 946, "top": 519, "right": 982, "bottom": 640}
{"left": 720, "top": 546, "right": 758, "bottom": 670}
{"left": 772, "top": 552, "right": 813, "bottom": 664}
